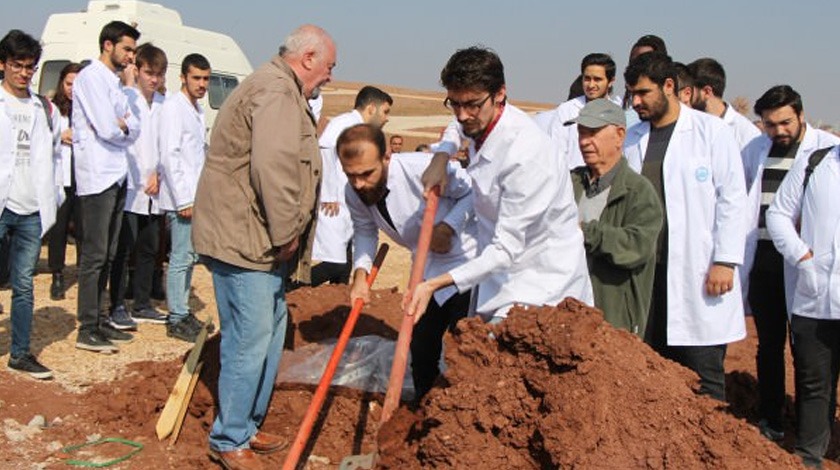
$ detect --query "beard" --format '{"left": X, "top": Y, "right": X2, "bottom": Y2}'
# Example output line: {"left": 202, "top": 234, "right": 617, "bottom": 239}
{"left": 771, "top": 124, "right": 803, "bottom": 149}
{"left": 635, "top": 94, "right": 669, "bottom": 123}
{"left": 354, "top": 177, "right": 388, "bottom": 206}
{"left": 309, "top": 86, "right": 321, "bottom": 100}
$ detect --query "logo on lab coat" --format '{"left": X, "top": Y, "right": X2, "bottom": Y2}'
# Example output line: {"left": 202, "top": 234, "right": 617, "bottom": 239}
{"left": 695, "top": 166, "right": 710, "bottom": 182}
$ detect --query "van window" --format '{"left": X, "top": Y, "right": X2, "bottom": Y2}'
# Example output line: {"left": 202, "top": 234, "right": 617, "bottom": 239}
{"left": 38, "top": 60, "right": 71, "bottom": 98}
{"left": 208, "top": 74, "right": 239, "bottom": 109}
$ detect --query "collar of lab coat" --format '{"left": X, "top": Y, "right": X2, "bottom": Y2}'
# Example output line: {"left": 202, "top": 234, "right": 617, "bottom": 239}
{"left": 472, "top": 103, "right": 526, "bottom": 163}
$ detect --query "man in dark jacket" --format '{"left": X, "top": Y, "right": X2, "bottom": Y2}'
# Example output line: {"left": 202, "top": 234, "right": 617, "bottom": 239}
{"left": 567, "top": 98, "right": 663, "bottom": 336}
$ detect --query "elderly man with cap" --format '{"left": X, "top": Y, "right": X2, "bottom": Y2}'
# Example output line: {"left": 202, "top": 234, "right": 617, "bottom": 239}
{"left": 568, "top": 99, "right": 663, "bottom": 336}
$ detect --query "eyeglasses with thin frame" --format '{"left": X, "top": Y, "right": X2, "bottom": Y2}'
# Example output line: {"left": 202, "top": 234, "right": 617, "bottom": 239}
{"left": 5, "top": 61, "right": 39, "bottom": 74}
{"left": 443, "top": 93, "right": 493, "bottom": 114}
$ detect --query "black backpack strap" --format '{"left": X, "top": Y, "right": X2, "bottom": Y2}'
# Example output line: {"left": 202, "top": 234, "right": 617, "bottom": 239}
{"left": 803, "top": 146, "right": 833, "bottom": 191}
{"left": 34, "top": 93, "right": 54, "bottom": 133}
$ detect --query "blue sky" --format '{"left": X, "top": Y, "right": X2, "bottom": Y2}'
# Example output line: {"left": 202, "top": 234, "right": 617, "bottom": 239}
{"left": 5, "top": 0, "right": 839, "bottom": 126}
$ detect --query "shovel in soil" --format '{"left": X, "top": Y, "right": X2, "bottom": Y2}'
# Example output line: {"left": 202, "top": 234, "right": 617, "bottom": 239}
{"left": 281, "top": 243, "right": 390, "bottom": 470}
{"left": 339, "top": 187, "right": 441, "bottom": 470}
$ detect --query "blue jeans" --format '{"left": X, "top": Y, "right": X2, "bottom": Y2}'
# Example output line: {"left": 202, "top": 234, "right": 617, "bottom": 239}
{"left": 166, "top": 212, "right": 197, "bottom": 323}
{"left": 0, "top": 210, "right": 42, "bottom": 357}
{"left": 207, "top": 257, "right": 287, "bottom": 452}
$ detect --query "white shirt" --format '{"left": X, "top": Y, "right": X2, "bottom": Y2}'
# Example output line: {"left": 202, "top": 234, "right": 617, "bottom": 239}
{"left": 721, "top": 103, "right": 761, "bottom": 152}
{"left": 542, "top": 95, "right": 623, "bottom": 171}
{"left": 157, "top": 91, "right": 206, "bottom": 211}
{"left": 124, "top": 89, "right": 165, "bottom": 215}
{"left": 2, "top": 90, "right": 38, "bottom": 214}
{"left": 766, "top": 145, "right": 840, "bottom": 320}
{"left": 72, "top": 60, "right": 140, "bottom": 196}
{"left": 348, "top": 152, "right": 478, "bottom": 305}
{"left": 447, "top": 104, "right": 594, "bottom": 320}
{"left": 0, "top": 88, "right": 63, "bottom": 235}
{"left": 56, "top": 113, "right": 72, "bottom": 188}
{"left": 312, "top": 110, "right": 361, "bottom": 263}
{"left": 625, "top": 104, "right": 747, "bottom": 346}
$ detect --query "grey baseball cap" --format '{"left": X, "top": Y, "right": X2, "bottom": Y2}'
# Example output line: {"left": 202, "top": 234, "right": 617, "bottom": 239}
{"left": 563, "top": 98, "right": 626, "bottom": 128}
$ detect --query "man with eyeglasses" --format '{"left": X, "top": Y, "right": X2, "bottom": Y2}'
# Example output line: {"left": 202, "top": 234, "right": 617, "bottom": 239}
{"left": 409, "top": 46, "right": 593, "bottom": 324}
{"left": 0, "top": 30, "right": 62, "bottom": 379}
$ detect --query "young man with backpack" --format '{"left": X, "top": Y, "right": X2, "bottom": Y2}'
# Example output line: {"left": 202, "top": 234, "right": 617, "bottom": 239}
{"left": 0, "top": 29, "right": 62, "bottom": 379}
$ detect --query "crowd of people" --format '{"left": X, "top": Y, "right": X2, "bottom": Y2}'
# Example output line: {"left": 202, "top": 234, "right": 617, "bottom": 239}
{"left": 1, "top": 20, "right": 838, "bottom": 470}
{"left": 0, "top": 22, "right": 216, "bottom": 368}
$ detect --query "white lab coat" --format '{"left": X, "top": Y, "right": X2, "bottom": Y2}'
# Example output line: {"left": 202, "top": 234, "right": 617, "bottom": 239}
{"left": 56, "top": 113, "right": 72, "bottom": 188}
{"left": 157, "top": 91, "right": 206, "bottom": 211}
{"left": 624, "top": 104, "right": 747, "bottom": 346}
{"left": 311, "top": 110, "right": 360, "bottom": 263}
{"left": 721, "top": 104, "right": 761, "bottom": 152}
{"left": 448, "top": 104, "right": 593, "bottom": 320}
{"left": 348, "top": 152, "right": 478, "bottom": 305}
{"left": 72, "top": 60, "right": 140, "bottom": 196}
{"left": 124, "top": 89, "right": 165, "bottom": 215}
{"left": 541, "top": 95, "right": 623, "bottom": 171}
{"left": 0, "top": 91, "right": 64, "bottom": 236}
{"left": 741, "top": 125, "right": 840, "bottom": 303}
{"left": 766, "top": 145, "right": 840, "bottom": 320}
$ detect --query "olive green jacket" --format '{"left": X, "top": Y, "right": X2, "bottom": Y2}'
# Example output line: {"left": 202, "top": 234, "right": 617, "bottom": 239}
{"left": 571, "top": 158, "right": 663, "bottom": 336}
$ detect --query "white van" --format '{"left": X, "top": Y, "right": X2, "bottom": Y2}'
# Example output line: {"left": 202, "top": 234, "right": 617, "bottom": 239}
{"left": 32, "top": 0, "right": 253, "bottom": 133}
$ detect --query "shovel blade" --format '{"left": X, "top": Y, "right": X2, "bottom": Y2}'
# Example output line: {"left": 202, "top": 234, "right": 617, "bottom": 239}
{"left": 339, "top": 453, "right": 376, "bottom": 470}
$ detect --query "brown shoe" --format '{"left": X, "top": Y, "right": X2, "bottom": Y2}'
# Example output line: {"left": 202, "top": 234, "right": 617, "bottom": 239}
{"left": 249, "top": 430, "right": 289, "bottom": 454}
{"left": 209, "top": 448, "right": 264, "bottom": 470}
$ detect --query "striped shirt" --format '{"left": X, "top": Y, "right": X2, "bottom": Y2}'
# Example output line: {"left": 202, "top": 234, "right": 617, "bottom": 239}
{"left": 758, "top": 142, "right": 800, "bottom": 241}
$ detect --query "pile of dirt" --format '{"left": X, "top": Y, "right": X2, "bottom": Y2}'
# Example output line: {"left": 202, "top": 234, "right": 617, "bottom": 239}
{"left": 377, "top": 299, "right": 805, "bottom": 469}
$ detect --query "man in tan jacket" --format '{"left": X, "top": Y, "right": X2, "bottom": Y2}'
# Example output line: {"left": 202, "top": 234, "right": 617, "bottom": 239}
{"left": 192, "top": 24, "right": 336, "bottom": 470}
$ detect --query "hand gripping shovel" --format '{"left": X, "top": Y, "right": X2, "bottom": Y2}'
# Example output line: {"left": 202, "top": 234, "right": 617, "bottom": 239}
{"left": 281, "top": 243, "right": 390, "bottom": 470}
{"left": 339, "top": 186, "right": 441, "bottom": 470}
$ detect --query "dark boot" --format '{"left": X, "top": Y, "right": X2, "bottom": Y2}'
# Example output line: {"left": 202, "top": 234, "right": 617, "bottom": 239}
{"left": 50, "top": 272, "right": 65, "bottom": 301}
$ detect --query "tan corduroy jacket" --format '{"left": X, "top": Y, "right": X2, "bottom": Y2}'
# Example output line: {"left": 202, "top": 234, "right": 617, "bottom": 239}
{"left": 192, "top": 56, "right": 321, "bottom": 281}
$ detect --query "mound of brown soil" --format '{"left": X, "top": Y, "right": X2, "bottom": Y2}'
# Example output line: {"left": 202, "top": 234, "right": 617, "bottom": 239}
{"left": 377, "top": 299, "right": 804, "bottom": 469}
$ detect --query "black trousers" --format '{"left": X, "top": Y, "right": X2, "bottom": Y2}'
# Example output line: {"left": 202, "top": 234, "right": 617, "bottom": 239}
{"left": 645, "top": 262, "right": 728, "bottom": 401}
{"left": 110, "top": 212, "right": 160, "bottom": 310}
{"left": 76, "top": 183, "right": 126, "bottom": 333}
{"left": 790, "top": 315, "right": 840, "bottom": 467}
{"left": 48, "top": 185, "right": 80, "bottom": 273}
{"left": 410, "top": 290, "right": 471, "bottom": 399}
{"left": 748, "top": 242, "right": 790, "bottom": 430}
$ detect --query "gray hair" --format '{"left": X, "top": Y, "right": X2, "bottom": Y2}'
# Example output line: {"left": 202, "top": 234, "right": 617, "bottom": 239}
{"left": 278, "top": 24, "right": 332, "bottom": 58}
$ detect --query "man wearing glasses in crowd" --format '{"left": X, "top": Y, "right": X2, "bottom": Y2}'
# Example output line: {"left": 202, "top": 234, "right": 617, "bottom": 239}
{"left": 410, "top": 46, "right": 593, "bottom": 324}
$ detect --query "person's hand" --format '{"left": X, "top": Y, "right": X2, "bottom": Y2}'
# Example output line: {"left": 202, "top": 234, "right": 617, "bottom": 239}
{"left": 276, "top": 237, "right": 299, "bottom": 261}
{"left": 403, "top": 281, "right": 437, "bottom": 323}
{"left": 320, "top": 201, "right": 339, "bottom": 217}
{"left": 121, "top": 63, "right": 138, "bottom": 87}
{"left": 60, "top": 128, "right": 73, "bottom": 145}
{"left": 430, "top": 222, "right": 454, "bottom": 254}
{"left": 117, "top": 117, "right": 128, "bottom": 133}
{"left": 349, "top": 269, "right": 371, "bottom": 306}
{"left": 178, "top": 207, "right": 193, "bottom": 219}
{"left": 422, "top": 152, "right": 450, "bottom": 198}
{"left": 144, "top": 172, "right": 160, "bottom": 195}
{"left": 705, "top": 264, "right": 735, "bottom": 297}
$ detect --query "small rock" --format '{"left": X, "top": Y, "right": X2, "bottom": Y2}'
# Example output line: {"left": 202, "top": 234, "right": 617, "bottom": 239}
{"left": 5, "top": 428, "right": 27, "bottom": 442}
{"left": 307, "top": 455, "right": 331, "bottom": 465}
{"left": 50, "top": 417, "right": 63, "bottom": 427}
{"left": 47, "top": 441, "right": 63, "bottom": 452}
{"left": 28, "top": 415, "right": 46, "bottom": 428}
{"left": 86, "top": 433, "right": 101, "bottom": 443}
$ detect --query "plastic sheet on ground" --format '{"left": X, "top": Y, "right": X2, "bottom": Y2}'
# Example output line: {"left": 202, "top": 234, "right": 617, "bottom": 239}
{"left": 278, "top": 335, "right": 415, "bottom": 400}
